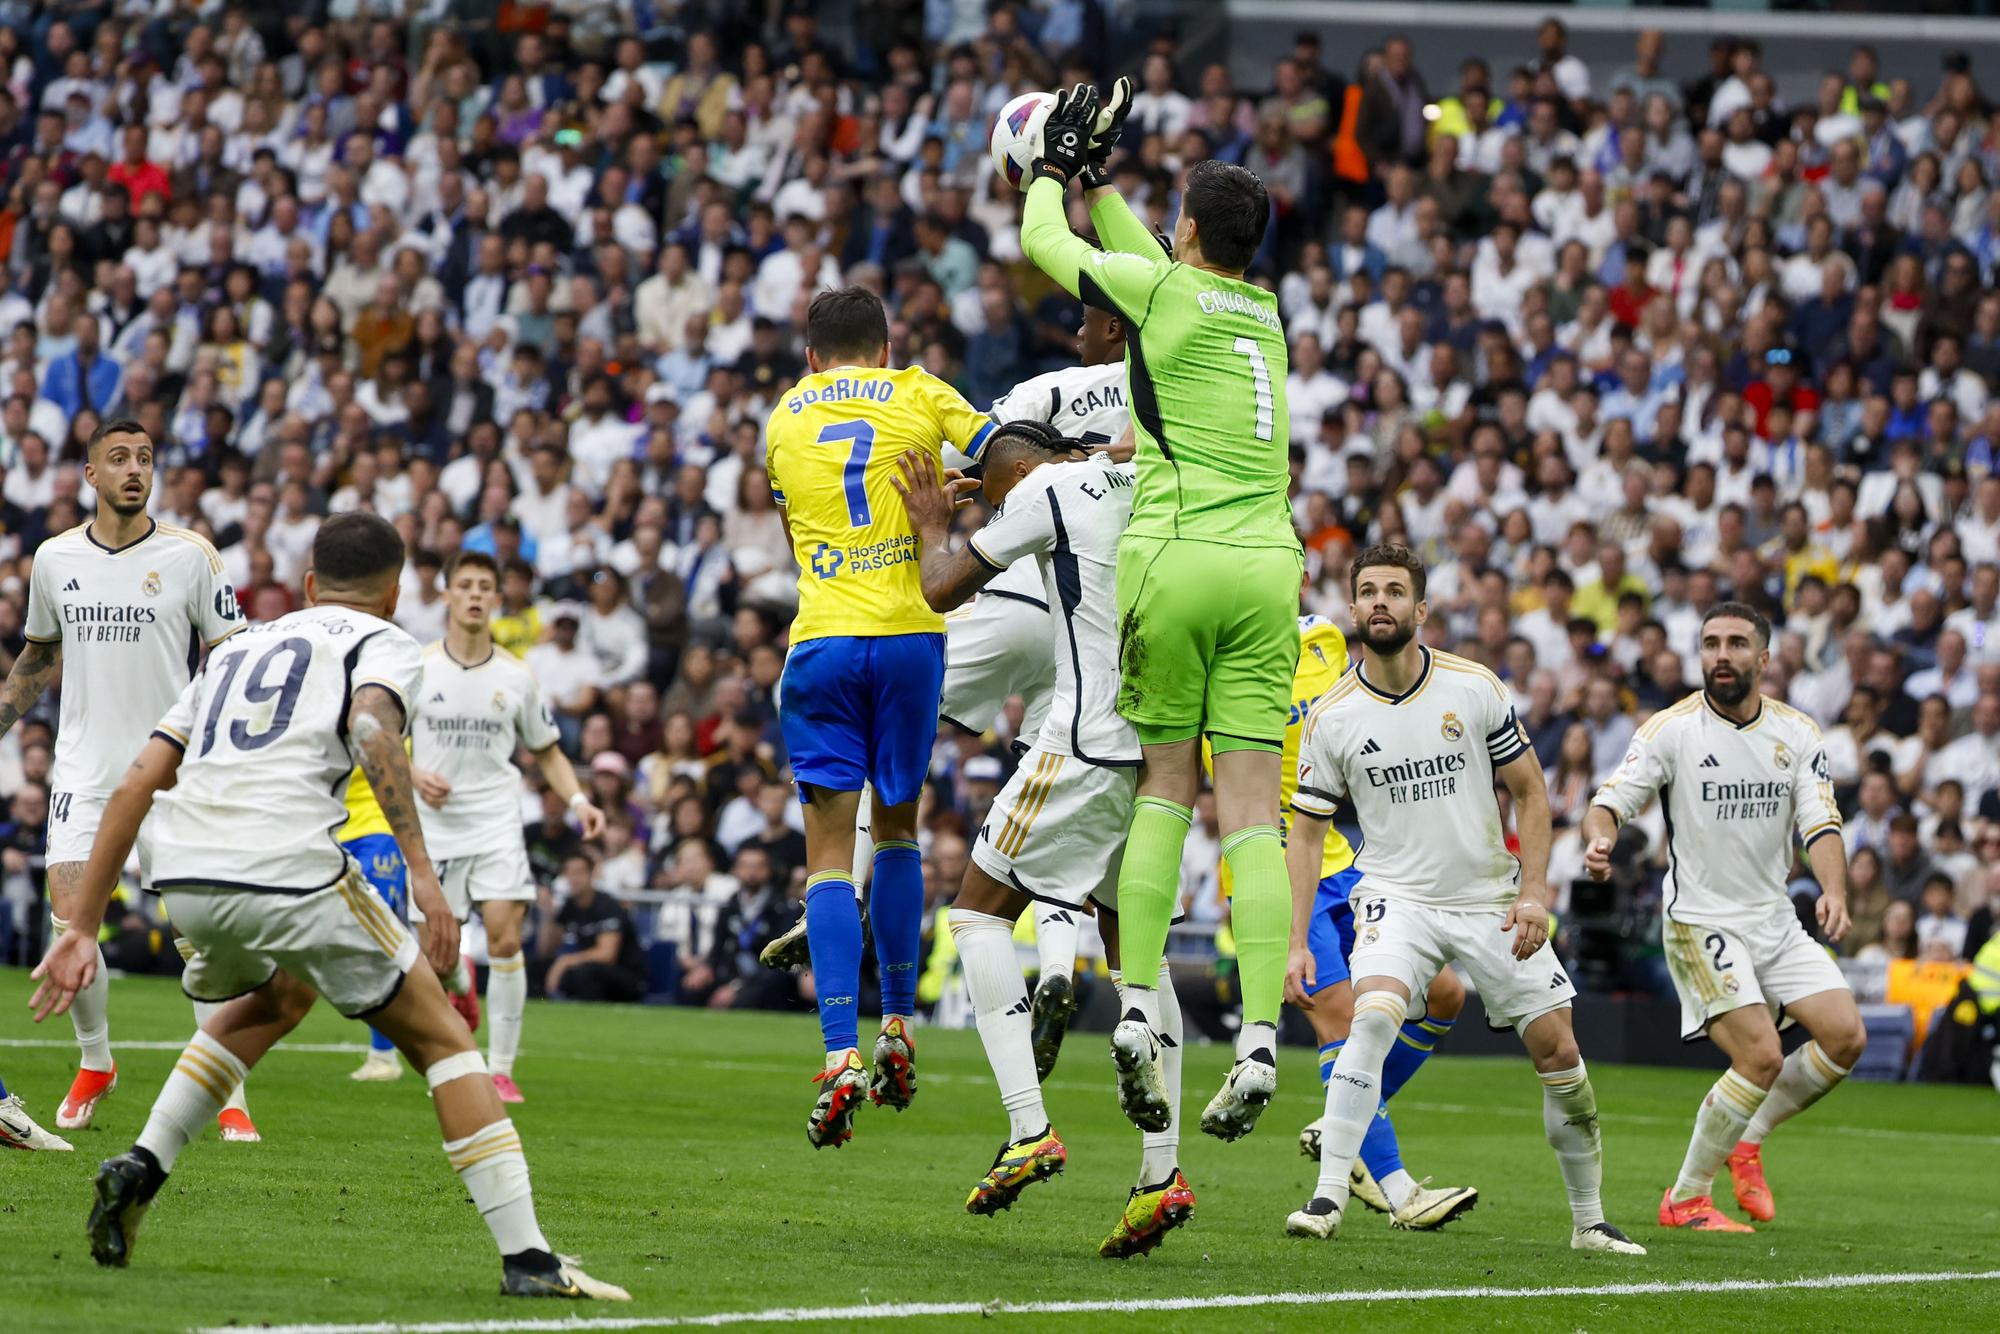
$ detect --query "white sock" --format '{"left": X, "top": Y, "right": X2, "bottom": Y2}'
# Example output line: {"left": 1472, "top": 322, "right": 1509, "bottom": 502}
{"left": 1312, "top": 991, "right": 1406, "bottom": 1203}
{"left": 949, "top": 909, "right": 1047, "bottom": 1142}
{"left": 1381, "top": 1168, "right": 1418, "bottom": 1211}
{"left": 1235, "top": 1018, "right": 1277, "bottom": 1063}
{"left": 486, "top": 954, "right": 527, "bottom": 1078}
{"left": 443, "top": 1118, "right": 550, "bottom": 1258}
{"left": 1742, "top": 1041, "right": 1849, "bottom": 1144}
{"left": 191, "top": 1000, "right": 251, "bottom": 1115}
{"left": 1140, "top": 961, "right": 1184, "bottom": 1186}
{"left": 1032, "top": 903, "right": 1080, "bottom": 988}
{"left": 444, "top": 955, "right": 472, "bottom": 996}
{"left": 1540, "top": 1062, "right": 1605, "bottom": 1228}
{"left": 136, "top": 1030, "right": 247, "bottom": 1172}
{"left": 1672, "top": 1067, "right": 1767, "bottom": 1201}
{"left": 1118, "top": 977, "right": 1163, "bottom": 1033}
{"left": 53, "top": 916, "right": 113, "bottom": 1072}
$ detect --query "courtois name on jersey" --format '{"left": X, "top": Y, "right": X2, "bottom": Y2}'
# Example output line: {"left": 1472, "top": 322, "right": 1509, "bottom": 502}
{"left": 149, "top": 606, "right": 424, "bottom": 894}
{"left": 413, "top": 644, "right": 558, "bottom": 860}
{"left": 1591, "top": 694, "right": 1841, "bottom": 929}
{"left": 1293, "top": 648, "right": 1530, "bottom": 910}
{"left": 25, "top": 522, "right": 242, "bottom": 800}
{"left": 988, "top": 363, "right": 1128, "bottom": 446}
{"left": 968, "top": 458, "right": 1138, "bottom": 765}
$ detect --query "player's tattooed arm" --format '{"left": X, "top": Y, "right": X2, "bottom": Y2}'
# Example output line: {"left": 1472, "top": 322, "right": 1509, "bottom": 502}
{"left": 351, "top": 684, "right": 457, "bottom": 970}
{"left": 0, "top": 639, "right": 62, "bottom": 739}
{"left": 890, "top": 450, "right": 994, "bottom": 612}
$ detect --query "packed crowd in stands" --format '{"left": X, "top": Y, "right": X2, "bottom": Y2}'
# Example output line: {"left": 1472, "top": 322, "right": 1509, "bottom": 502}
{"left": 0, "top": 4, "right": 1996, "bottom": 1012}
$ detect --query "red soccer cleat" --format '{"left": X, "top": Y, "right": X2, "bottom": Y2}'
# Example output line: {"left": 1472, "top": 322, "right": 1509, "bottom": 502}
{"left": 1658, "top": 1187, "right": 1755, "bottom": 1232}
{"left": 448, "top": 957, "right": 481, "bottom": 1033}
{"left": 1726, "top": 1141, "right": 1775, "bottom": 1222}
{"left": 57, "top": 1064, "right": 117, "bottom": 1131}
{"left": 491, "top": 1073, "right": 525, "bottom": 1104}
{"left": 217, "top": 1107, "right": 261, "bottom": 1142}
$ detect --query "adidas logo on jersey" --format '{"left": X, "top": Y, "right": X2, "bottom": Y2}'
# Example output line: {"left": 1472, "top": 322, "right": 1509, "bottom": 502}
{"left": 63, "top": 578, "right": 80, "bottom": 591}
{"left": 430, "top": 691, "right": 446, "bottom": 703}
{"left": 1700, "top": 754, "right": 1720, "bottom": 768}
{"left": 1360, "top": 738, "right": 1382, "bottom": 755}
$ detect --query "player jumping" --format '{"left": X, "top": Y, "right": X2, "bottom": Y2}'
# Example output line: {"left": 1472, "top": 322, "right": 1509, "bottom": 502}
{"left": 765, "top": 286, "right": 997, "bottom": 1147}
{"left": 1583, "top": 602, "right": 1865, "bottom": 1233}
{"left": 1281, "top": 545, "right": 1644, "bottom": 1255}
{"left": 30, "top": 513, "right": 625, "bottom": 1299}
{"left": 1022, "top": 80, "right": 1301, "bottom": 1141}
{"left": 0, "top": 418, "right": 254, "bottom": 1139}
{"left": 408, "top": 551, "right": 607, "bottom": 1103}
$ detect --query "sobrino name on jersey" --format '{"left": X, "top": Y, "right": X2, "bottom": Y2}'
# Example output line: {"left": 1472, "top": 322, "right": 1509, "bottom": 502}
{"left": 1700, "top": 778, "right": 1789, "bottom": 821}
{"left": 786, "top": 378, "right": 894, "bottom": 413}
{"left": 809, "top": 532, "right": 917, "bottom": 580}
{"left": 61, "top": 600, "right": 158, "bottom": 643}
{"left": 1365, "top": 749, "right": 1468, "bottom": 805}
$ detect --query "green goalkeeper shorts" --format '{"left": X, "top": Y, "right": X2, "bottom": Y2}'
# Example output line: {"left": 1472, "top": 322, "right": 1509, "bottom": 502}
{"left": 1114, "top": 535, "right": 1303, "bottom": 749}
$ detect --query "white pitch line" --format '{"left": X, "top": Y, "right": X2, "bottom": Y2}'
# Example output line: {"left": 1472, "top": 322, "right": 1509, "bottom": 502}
{"left": 0, "top": 1037, "right": 369, "bottom": 1054}
{"left": 197, "top": 1269, "right": 2000, "bottom": 1334}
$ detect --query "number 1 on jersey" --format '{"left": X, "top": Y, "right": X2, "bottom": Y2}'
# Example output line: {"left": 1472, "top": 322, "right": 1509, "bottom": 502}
{"left": 1233, "top": 336, "right": 1275, "bottom": 442}
{"left": 818, "top": 420, "right": 877, "bottom": 526}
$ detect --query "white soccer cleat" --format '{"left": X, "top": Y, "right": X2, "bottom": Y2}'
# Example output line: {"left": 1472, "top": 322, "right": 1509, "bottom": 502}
{"left": 1348, "top": 1157, "right": 1392, "bottom": 1214}
{"left": 0, "top": 1093, "right": 73, "bottom": 1151}
{"left": 1199, "top": 1052, "right": 1277, "bottom": 1141}
{"left": 1284, "top": 1196, "right": 1343, "bottom": 1240}
{"left": 1109, "top": 1018, "right": 1171, "bottom": 1132}
{"left": 1390, "top": 1180, "right": 1478, "bottom": 1231}
{"left": 501, "top": 1253, "right": 632, "bottom": 1300}
{"left": 1298, "top": 1117, "right": 1322, "bottom": 1159}
{"left": 350, "top": 1050, "right": 403, "bottom": 1082}
{"left": 1572, "top": 1221, "right": 1648, "bottom": 1255}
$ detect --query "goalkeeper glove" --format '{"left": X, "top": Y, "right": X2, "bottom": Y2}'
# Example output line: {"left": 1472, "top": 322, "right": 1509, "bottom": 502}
{"left": 1030, "top": 82, "right": 1099, "bottom": 186}
{"left": 1080, "top": 75, "right": 1132, "bottom": 190}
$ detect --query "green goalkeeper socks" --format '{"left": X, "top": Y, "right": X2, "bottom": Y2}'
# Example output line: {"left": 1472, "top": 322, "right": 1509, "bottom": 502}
{"left": 1115, "top": 796, "right": 1192, "bottom": 999}
{"left": 1222, "top": 824, "right": 1287, "bottom": 1028}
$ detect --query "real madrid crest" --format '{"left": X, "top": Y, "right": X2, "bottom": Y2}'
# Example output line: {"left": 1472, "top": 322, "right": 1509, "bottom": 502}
{"left": 1772, "top": 741, "right": 1792, "bottom": 770}
{"left": 141, "top": 570, "right": 161, "bottom": 597}
{"left": 1440, "top": 711, "right": 1464, "bottom": 741}
{"left": 492, "top": 689, "right": 508, "bottom": 712}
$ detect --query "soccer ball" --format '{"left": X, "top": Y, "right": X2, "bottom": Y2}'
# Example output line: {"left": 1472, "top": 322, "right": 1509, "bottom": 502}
{"left": 991, "top": 90, "right": 1056, "bottom": 192}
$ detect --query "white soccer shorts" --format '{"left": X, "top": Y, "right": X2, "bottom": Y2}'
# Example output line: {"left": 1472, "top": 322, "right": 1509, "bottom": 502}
{"left": 971, "top": 746, "right": 1136, "bottom": 911}
{"left": 1663, "top": 909, "right": 1850, "bottom": 1042}
{"left": 414, "top": 844, "right": 535, "bottom": 922}
{"left": 165, "top": 873, "right": 419, "bottom": 1018}
{"left": 940, "top": 593, "right": 1055, "bottom": 742}
{"left": 1345, "top": 892, "right": 1578, "bottom": 1033}
{"left": 46, "top": 790, "right": 155, "bottom": 881}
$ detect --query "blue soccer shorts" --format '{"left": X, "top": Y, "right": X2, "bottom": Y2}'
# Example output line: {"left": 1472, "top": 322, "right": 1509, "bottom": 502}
{"left": 343, "top": 834, "right": 408, "bottom": 921}
{"left": 780, "top": 632, "right": 945, "bottom": 808}
{"left": 1304, "top": 864, "right": 1363, "bottom": 997}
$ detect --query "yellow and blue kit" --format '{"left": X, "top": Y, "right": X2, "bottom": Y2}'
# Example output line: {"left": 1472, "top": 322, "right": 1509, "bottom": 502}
{"left": 339, "top": 763, "right": 407, "bottom": 920}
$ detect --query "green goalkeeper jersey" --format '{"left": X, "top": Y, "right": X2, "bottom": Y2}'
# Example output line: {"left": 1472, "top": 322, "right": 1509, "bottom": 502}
{"left": 1020, "top": 175, "right": 1293, "bottom": 548}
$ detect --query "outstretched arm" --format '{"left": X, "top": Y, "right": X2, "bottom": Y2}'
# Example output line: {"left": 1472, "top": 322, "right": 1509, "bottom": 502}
{"left": 890, "top": 450, "right": 994, "bottom": 612}
{"left": 1086, "top": 184, "right": 1169, "bottom": 262}
{"left": 350, "top": 684, "right": 458, "bottom": 973}
{"left": 0, "top": 639, "right": 61, "bottom": 740}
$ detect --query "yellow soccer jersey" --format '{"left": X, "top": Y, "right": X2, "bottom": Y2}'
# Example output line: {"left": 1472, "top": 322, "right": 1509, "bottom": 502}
{"left": 1215, "top": 615, "right": 1356, "bottom": 894}
{"left": 765, "top": 365, "right": 995, "bottom": 643}
{"left": 338, "top": 763, "right": 391, "bottom": 842}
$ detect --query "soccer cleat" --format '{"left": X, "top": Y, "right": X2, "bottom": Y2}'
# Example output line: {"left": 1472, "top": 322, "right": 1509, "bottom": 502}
{"left": 1348, "top": 1157, "right": 1392, "bottom": 1214}
{"left": 1573, "top": 1221, "right": 1649, "bottom": 1254}
{"left": 500, "top": 1252, "right": 632, "bottom": 1300}
{"left": 1657, "top": 1189, "right": 1753, "bottom": 1233}
{"left": 759, "top": 910, "right": 811, "bottom": 973}
{"left": 492, "top": 1073, "right": 526, "bottom": 1105}
{"left": 57, "top": 1065, "right": 117, "bottom": 1130}
{"left": 448, "top": 959, "right": 481, "bottom": 1033}
{"left": 1029, "top": 971, "right": 1076, "bottom": 1081}
{"left": 216, "top": 1108, "right": 260, "bottom": 1143}
{"left": 1726, "top": 1141, "right": 1775, "bottom": 1222}
{"left": 1098, "top": 1169, "right": 1195, "bottom": 1258}
{"left": 965, "top": 1127, "right": 1067, "bottom": 1215}
{"left": 1109, "top": 1017, "right": 1171, "bottom": 1132}
{"left": 807, "top": 1049, "right": 868, "bottom": 1148}
{"left": 0, "top": 1094, "right": 73, "bottom": 1151}
{"left": 88, "top": 1152, "right": 160, "bottom": 1267}
{"left": 1284, "top": 1195, "right": 1342, "bottom": 1240}
{"left": 1298, "top": 1117, "right": 1322, "bottom": 1160}
{"left": 1390, "top": 1180, "right": 1478, "bottom": 1231}
{"left": 868, "top": 1018, "right": 916, "bottom": 1110}
{"left": 350, "top": 1050, "right": 404, "bottom": 1082}
{"left": 1199, "top": 1050, "right": 1277, "bottom": 1141}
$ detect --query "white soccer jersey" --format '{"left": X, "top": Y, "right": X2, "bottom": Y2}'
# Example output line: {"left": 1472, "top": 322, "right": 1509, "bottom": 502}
{"left": 150, "top": 606, "right": 423, "bottom": 893}
{"left": 989, "top": 362, "right": 1129, "bottom": 446}
{"left": 1591, "top": 693, "right": 1840, "bottom": 930}
{"left": 411, "top": 643, "right": 558, "bottom": 860}
{"left": 1293, "top": 648, "right": 1532, "bottom": 910}
{"left": 26, "top": 520, "right": 242, "bottom": 801}
{"left": 968, "top": 458, "right": 1138, "bottom": 765}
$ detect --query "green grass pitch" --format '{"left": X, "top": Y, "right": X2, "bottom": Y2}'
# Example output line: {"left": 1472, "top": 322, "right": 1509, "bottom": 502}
{"left": 2, "top": 969, "right": 1996, "bottom": 1331}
